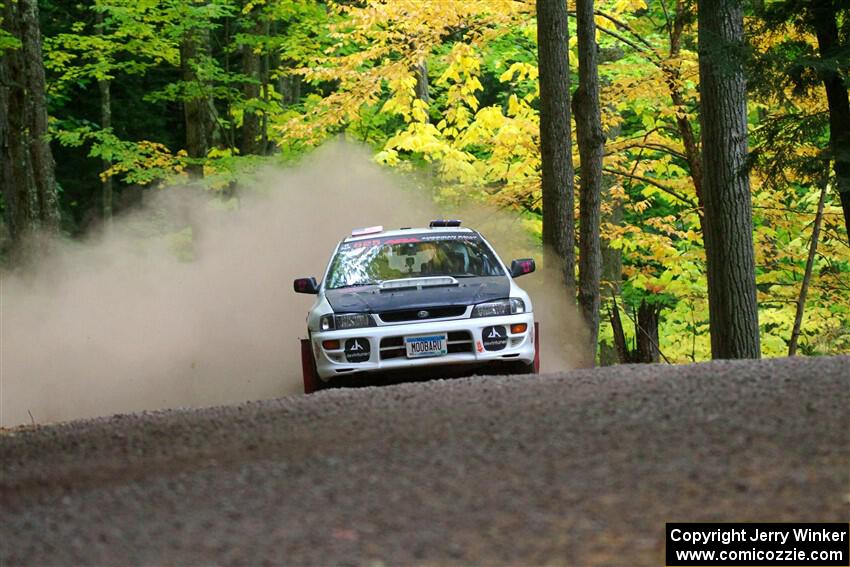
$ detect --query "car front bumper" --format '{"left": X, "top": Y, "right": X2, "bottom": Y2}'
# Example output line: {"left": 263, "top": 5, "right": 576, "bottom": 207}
{"left": 309, "top": 313, "right": 535, "bottom": 381}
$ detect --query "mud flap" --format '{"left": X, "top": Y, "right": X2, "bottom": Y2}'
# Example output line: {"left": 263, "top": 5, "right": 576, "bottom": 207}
{"left": 533, "top": 322, "right": 540, "bottom": 374}
{"left": 301, "top": 339, "right": 320, "bottom": 394}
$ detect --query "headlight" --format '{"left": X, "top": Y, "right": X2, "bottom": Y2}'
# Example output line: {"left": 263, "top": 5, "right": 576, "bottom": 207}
{"left": 319, "top": 313, "right": 374, "bottom": 331}
{"left": 471, "top": 298, "right": 525, "bottom": 317}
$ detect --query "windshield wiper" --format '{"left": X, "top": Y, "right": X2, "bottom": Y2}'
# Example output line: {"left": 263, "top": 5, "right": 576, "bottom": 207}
{"left": 334, "top": 282, "right": 380, "bottom": 289}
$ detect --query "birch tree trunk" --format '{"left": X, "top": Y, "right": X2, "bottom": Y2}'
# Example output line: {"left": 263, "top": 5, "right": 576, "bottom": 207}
{"left": 698, "top": 0, "right": 761, "bottom": 359}
{"left": 536, "top": 0, "right": 576, "bottom": 294}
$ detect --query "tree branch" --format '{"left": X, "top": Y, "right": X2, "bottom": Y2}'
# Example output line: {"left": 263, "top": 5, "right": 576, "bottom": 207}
{"left": 593, "top": 10, "right": 657, "bottom": 53}
{"left": 602, "top": 166, "right": 697, "bottom": 207}
{"left": 789, "top": 176, "right": 829, "bottom": 356}
{"left": 594, "top": 24, "right": 664, "bottom": 68}
{"left": 659, "top": 0, "right": 673, "bottom": 42}
{"left": 752, "top": 205, "right": 843, "bottom": 216}
{"left": 609, "top": 140, "right": 688, "bottom": 160}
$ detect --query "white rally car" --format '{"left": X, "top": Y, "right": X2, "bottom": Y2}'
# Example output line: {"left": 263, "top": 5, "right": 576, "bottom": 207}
{"left": 293, "top": 220, "right": 539, "bottom": 393}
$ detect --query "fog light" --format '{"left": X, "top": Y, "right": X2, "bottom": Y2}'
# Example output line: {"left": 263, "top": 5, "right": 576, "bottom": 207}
{"left": 322, "top": 339, "right": 340, "bottom": 350}
{"left": 510, "top": 323, "right": 527, "bottom": 334}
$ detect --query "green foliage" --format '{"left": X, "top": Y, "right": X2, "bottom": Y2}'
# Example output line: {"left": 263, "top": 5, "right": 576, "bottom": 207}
{"left": 53, "top": 123, "right": 181, "bottom": 185}
{"left": 0, "top": 1, "right": 21, "bottom": 52}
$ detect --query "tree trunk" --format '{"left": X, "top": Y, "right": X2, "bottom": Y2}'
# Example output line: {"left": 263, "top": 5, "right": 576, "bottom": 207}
{"left": 788, "top": 175, "right": 829, "bottom": 356}
{"left": 223, "top": 15, "right": 237, "bottom": 150}
{"left": 598, "top": 40, "right": 625, "bottom": 367}
{"left": 240, "top": 17, "right": 263, "bottom": 156}
{"left": 19, "top": 0, "right": 59, "bottom": 233}
{"left": 97, "top": 9, "right": 113, "bottom": 223}
{"left": 413, "top": 56, "right": 434, "bottom": 179}
{"left": 0, "top": 0, "right": 60, "bottom": 245}
{"left": 414, "top": 58, "right": 430, "bottom": 107}
{"left": 698, "top": 0, "right": 761, "bottom": 359}
{"left": 635, "top": 300, "right": 660, "bottom": 363}
{"left": 669, "top": 0, "right": 704, "bottom": 210}
{"left": 536, "top": 0, "right": 576, "bottom": 293}
{"left": 609, "top": 294, "right": 632, "bottom": 363}
{"left": 277, "top": 57, "right": 302, "bottom": 106}
{"left": 599, "top": 189, "right": 623, "bottom": 366}
{"left": 0, "top": 10, "right": 29, "bottom": 241}
{"left": 811, "top": 2, "right": 850, "bottom": 238}
{"left": 609, "top": 295, "right": 662, "bottom": 364}
{"left": 271, "top": 19, "right": 301, "bottom": 109}
{"left": 574, "top": 0, "right": 605, "bottom": 364}
{"left": 181, "top": 29, "right": 210, "bottom": 179}
{"left": 99, "top": 77, "right": 113, "bottom": 221}
{"left": 261, "top": 20, "right": 270, "bottom": 154}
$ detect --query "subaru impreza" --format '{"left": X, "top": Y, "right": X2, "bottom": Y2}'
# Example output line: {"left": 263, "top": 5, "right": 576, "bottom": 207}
{"left": 293, "top": 220, "right": 538, "bottom": 393}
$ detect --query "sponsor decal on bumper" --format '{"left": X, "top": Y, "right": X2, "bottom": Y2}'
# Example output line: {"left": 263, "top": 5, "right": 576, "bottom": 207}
{"left": 482, "top": 325, "right": 507, "bottom": 351}
{"left": 344, "top": 338, "right": 370, "bottom": 363}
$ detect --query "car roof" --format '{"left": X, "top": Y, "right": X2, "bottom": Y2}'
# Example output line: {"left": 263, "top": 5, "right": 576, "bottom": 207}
{"left": 343, "top": 226, "right": 477, "bottom": 243}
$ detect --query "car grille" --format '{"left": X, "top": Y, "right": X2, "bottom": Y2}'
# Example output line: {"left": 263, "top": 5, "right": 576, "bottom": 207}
{"left": 379, "top": 331, "right": 474, "bottom": 360}
{"left": 378, "top": 306, "right": 467, "bottom": 323}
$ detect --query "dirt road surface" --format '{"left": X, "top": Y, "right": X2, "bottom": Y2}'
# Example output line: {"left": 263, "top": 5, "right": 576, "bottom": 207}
{"left": 2, "top": 356, "right": 848, "bottom": 566}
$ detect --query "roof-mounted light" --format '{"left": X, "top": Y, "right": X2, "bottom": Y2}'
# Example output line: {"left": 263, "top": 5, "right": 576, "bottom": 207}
{"left": 429, "top": 219, "right": 462, "bottom": 228}
{"left": 351, "top": 225, "right": 384, "bottom": 237}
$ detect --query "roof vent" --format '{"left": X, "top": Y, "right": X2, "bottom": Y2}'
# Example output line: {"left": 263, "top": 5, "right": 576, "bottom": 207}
{"left": 429, "top": 219, "right": 462, "bottom": 228}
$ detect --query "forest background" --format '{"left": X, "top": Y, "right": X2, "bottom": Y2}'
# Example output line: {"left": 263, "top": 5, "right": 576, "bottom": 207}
{"left": 1, "top": 0, "right": 848, "bottom": 364}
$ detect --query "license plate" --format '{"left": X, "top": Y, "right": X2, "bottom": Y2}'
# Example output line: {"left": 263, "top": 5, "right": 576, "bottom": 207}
{"left": 405, "top": 334, "right": 448, "bottom": 358}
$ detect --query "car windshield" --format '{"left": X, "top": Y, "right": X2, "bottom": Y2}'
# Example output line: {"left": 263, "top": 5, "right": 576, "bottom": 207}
{"left": 325, "top": 233, "right": 505, "bottom": 289}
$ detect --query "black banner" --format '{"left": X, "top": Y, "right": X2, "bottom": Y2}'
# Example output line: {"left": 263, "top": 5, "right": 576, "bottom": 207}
{"left": 666, "top": 523, "right": 849, "bottom": 566}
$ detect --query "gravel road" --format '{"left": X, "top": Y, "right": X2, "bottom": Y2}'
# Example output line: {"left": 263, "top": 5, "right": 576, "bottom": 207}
{"left": 1, "top": 355, "right": 848, "bottom": 566}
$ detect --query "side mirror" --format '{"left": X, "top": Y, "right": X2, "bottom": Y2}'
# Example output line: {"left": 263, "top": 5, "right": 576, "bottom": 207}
{"left": 293, "top": 277, "right": 319, "bottom": 294}
{"left": 510, "top": 258, "right": 536, "bottom": 278}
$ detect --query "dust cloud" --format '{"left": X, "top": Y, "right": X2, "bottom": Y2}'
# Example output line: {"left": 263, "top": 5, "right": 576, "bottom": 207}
{"left": 1, "top": 141, "right": 586, "bottom": 427}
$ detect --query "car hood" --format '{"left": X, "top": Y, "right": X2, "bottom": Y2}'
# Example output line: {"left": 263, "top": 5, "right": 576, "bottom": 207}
{"left": 324, "top": 276, "right": 510, "bottom": 313}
